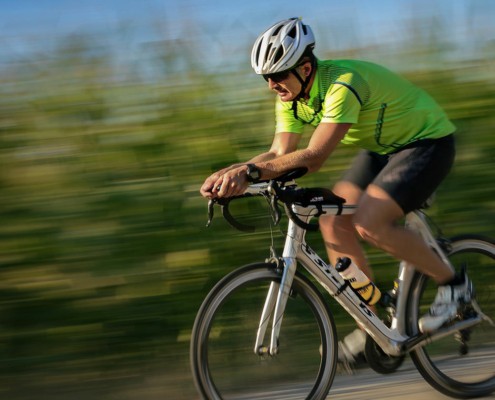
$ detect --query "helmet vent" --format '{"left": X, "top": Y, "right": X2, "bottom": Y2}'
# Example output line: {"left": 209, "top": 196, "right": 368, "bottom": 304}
{"left": 287, "top": 27, "right": 297, "bottom": 38}
{"left": 273, "top": 47, "right": 284, "bottom": 63}
{"left": 254, "top": 43, "right": 262, "bottom": 65}
{"left": 272, "top": 25, "right": 283, "bottom": 36}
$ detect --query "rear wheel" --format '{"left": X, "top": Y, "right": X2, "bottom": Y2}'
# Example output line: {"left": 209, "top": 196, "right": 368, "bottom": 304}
{"left": 408, "top": 236, "right": 495, "bottom": 398}
{"left": 190, "top": 262, "right": 338, "bottom": 399}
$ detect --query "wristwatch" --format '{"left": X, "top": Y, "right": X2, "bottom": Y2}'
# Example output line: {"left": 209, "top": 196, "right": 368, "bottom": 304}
{"left": 246, "top": 163, "right": 261, "bottom": 183}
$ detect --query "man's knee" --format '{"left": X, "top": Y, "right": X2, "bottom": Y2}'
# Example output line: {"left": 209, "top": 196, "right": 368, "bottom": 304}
{"left": 353, "top": 212, "right": 382, "bottom": 245}
{"left": 353, "top": 187, "right": 404, "bottom": 245}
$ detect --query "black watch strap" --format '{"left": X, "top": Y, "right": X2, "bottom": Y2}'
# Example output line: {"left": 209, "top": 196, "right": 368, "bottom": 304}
{"left": 246, "top": 163, "right": 261, "bottom": 183}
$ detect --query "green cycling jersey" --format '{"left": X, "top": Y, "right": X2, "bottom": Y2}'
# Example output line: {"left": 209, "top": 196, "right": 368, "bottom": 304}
{"left": 275, "top": 59, "right": 455, "bottom": 155}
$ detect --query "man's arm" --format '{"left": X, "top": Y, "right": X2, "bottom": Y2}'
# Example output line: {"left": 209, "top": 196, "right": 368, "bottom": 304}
{"left": 199, "top": 132, "right": 301, "bottom": 198}
{"left": 248, "top": 131, "right": 302, "bottom": 162}
{"left": 259, "top": 123, "right": 351, "bottom": 179}
{"left": 202, "top": 123, "right": 351, "bottom": 198}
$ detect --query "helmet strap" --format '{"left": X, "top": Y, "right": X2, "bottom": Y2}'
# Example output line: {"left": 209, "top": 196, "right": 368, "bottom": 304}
{"left": 291, "top": 57, "right": 315, "bottom": 101}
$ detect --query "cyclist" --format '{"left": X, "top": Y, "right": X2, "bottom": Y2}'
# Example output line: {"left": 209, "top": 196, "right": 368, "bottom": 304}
{"left": 200, "top": 17, "right": 472, "bottom": 366}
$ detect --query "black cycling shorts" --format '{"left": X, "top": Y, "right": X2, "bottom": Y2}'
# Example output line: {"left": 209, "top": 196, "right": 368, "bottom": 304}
{"left": 341, "top": 134, "right": 455, "bottom": 214}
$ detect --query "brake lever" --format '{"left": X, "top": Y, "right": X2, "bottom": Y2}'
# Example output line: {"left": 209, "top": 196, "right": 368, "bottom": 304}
{"left": 206, "top": 199, "right": 216, "bottom": 227}
{"left": 270, "top": 194, "right": 281, "bottom": 225}
{"left": 206, "top": 184, "right": 224, "bottom": 227}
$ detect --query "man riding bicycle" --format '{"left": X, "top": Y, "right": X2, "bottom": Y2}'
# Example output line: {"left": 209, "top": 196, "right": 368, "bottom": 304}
{"left": 200, "top": 17, "right": 472, "bottom": 367}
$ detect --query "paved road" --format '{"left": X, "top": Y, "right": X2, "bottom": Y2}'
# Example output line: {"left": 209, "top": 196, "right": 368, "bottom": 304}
{"left": 329, "top": 360, "right": 495, "bottom": 400}
{"left": 220, "top": 358, "right": 495, "bottom": 400}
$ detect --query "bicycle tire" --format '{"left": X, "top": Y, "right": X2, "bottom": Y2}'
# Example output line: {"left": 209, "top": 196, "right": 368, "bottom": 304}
{"left": 190, "top": 262, "right": 337, "bottom": 400}
{"left": 407, "top": 235, "right": 495, "bottom": 398}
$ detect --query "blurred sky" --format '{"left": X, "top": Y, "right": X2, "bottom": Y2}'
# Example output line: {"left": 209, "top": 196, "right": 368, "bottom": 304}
{"left": 1, "top": 0, "right": 494, "bottom": 70}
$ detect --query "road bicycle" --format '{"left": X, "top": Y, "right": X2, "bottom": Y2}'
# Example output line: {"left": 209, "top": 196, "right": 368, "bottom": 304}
{"left": 190, "top": 169, "right": 495, "bottom": 399}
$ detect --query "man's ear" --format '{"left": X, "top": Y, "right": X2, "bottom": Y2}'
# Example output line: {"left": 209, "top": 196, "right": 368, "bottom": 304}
{"left": 301, "top": 62, "right": 312, "bottom": 78}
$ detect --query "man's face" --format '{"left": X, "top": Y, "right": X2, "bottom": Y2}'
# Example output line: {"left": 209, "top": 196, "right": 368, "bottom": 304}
{"left": 263, "top": 62, "right": 311, "bottom": 102}
{"left": 266, "top": 70, "right": 301, "bottom": 102}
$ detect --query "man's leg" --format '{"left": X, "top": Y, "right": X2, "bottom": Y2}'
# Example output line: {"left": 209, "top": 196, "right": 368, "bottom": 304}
{"left": 319, "top": 181, "right": 376, "bottom": 280}
{"left": 319, "top": 181, "right": 370, "bottom": 369}
{"left": 354, "top": 184, "right": 472, "bottom": 333}
{"left": 320, "top": 180, "right": 455, "bottom": 293}
{"left": 354, "top": 184, "right": 455, "bottom": 284}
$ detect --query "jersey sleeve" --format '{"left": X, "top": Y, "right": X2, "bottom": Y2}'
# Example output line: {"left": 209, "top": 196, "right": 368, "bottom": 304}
{"left": 320, "top": 83, "right": 362, "bottom": 124}
{"left": 274, "top": 98, "right": 305, "bottom": 134}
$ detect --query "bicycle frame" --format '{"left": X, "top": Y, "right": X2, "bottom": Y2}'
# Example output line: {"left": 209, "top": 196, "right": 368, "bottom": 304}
{"left": 254, "top": 203, "right": 483, "bottom": 357}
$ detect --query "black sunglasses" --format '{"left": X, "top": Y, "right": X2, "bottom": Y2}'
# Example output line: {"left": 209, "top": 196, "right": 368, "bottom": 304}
{"left": 263, "top": 70, "right": 291, "bottom": 83}
{"left": 262, "top": 61, "right": 310, "bottom": 83}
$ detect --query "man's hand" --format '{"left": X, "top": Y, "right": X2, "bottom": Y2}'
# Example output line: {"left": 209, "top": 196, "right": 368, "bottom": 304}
{"left": 200, "top": 172, "right": 221, "bottom": 198}
{"left": 200, "top": 165, "right": 250, "bottom": 199}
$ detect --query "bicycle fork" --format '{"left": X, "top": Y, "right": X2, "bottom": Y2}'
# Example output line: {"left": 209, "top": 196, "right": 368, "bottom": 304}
{"left": 254, "top": 258, "right": 298, "bottom": 356}
{"left": 254, "top": 207, "right": 311, "bottom": 357}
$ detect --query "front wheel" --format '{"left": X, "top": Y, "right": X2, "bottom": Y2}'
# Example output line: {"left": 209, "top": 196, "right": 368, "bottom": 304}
{"left": 190, "top": 262, "right": 337, "bottom": 400}
{"left": 408, "top": 235, "right": 495, "bottom": 398}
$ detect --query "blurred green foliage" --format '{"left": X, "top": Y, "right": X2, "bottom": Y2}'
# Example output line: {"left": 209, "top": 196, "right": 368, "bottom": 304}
{"left": 0, "top": 28, "right": 494, "bottom": 400}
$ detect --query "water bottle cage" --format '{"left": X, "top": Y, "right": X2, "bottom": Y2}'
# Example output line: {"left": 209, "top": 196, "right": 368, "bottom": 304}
{"left": 351, "top": 281, "right": 379, "bottom": 306}
{"left": 335, "top": 279, "right": 378, "bottom": 306}
{"left": 334, "top": 280, "right": 350, "bottom": 297}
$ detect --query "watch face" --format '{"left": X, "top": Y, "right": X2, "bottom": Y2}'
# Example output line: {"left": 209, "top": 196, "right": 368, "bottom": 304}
{"left": 247, "top": 164, "right": 260, "bottom": 182}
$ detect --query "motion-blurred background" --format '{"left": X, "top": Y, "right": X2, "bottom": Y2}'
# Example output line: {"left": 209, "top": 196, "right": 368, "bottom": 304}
{"left": 0, "top": 1, "right": 493, "bottom": 399}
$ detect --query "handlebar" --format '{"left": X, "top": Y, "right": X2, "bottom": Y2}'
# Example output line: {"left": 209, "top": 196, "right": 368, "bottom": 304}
{"left": 206, "top": 168, "right": 348, "bottom": 232}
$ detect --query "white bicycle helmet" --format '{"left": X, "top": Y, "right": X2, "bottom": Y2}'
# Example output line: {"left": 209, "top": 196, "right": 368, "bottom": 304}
{"left": 251, "top": 18, "right": 315, "bottom": 75}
